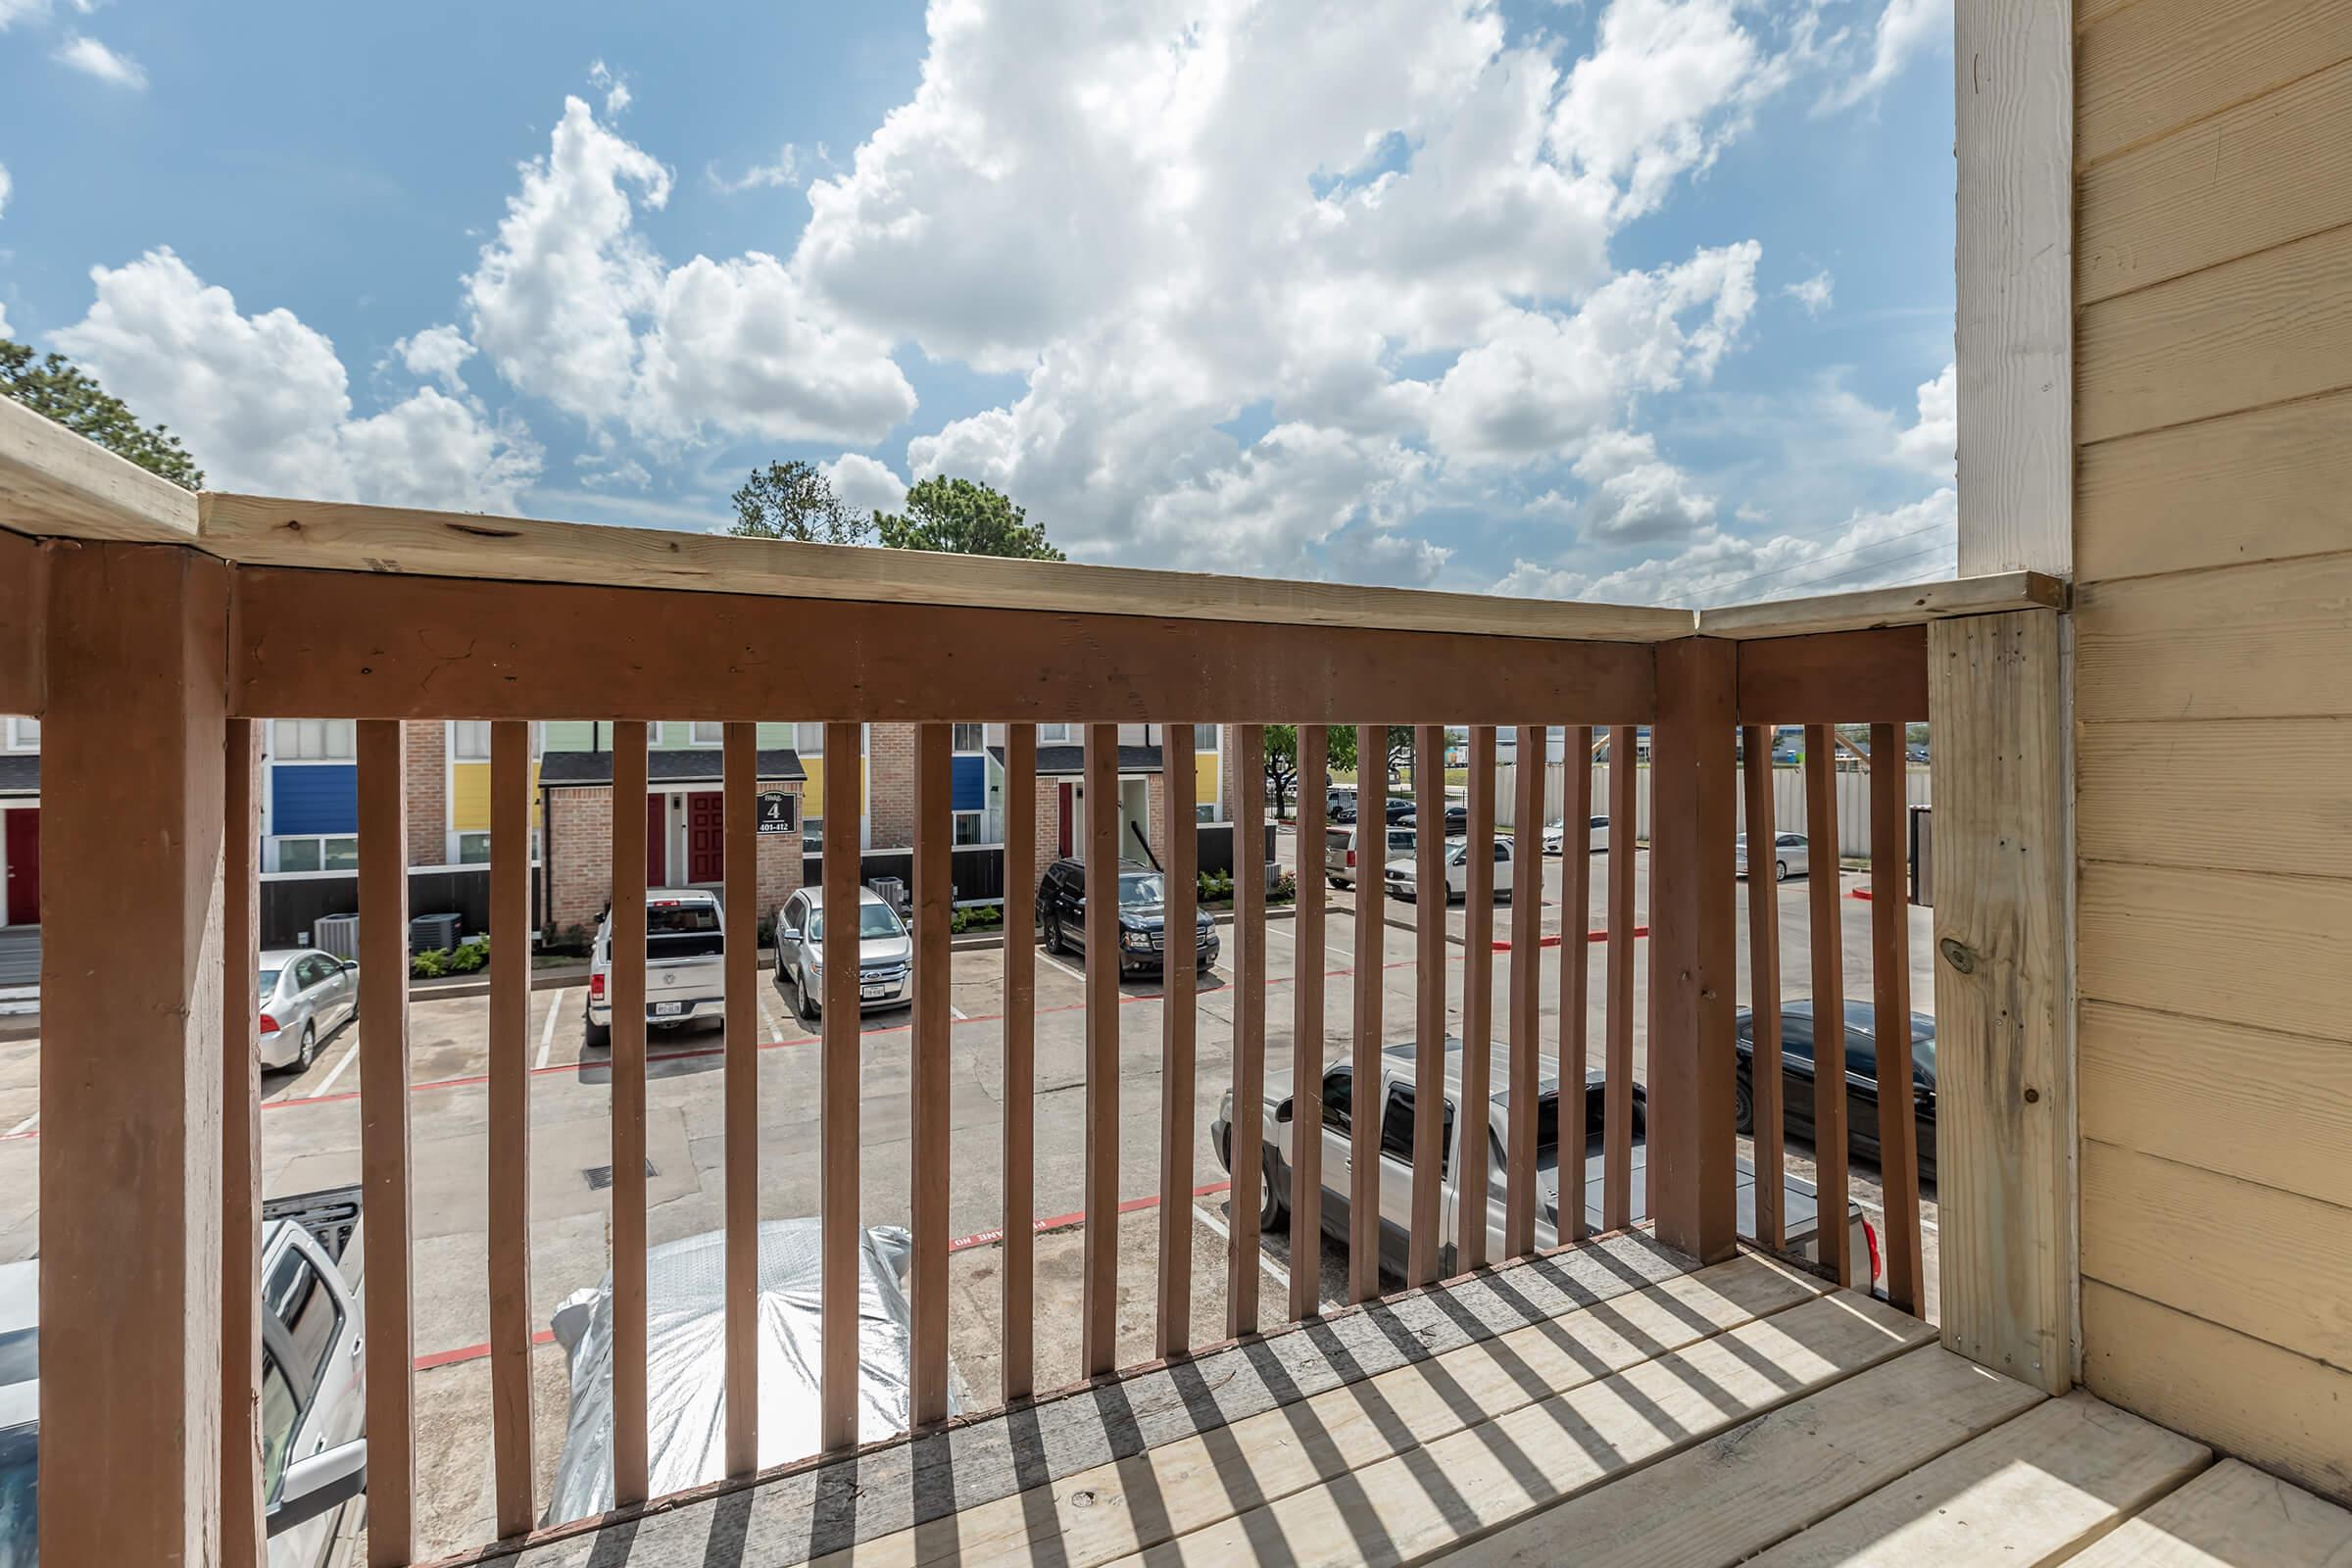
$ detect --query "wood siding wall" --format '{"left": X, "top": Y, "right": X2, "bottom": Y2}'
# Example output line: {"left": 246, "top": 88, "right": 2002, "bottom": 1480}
{"left": 2073, "top": 0, "right": 2352, "bottom": 1502}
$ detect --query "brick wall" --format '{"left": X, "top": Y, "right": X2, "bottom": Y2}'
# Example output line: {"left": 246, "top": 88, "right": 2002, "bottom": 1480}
{"left": 405, "top": 719, "right": 447, "bottom": 866}
{"left": 865, "top": 722, "right": 915, "bottom": 849}
{"left": 544, "top": 781, "right": 803, "bottom": 945}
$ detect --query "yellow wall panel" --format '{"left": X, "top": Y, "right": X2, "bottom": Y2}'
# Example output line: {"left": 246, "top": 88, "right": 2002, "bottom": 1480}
{"left": 450, "top": 760, "right": 489, "bottom": 833}
{"left": 1194, "top": 753, "right": 1218, "bottom": 815}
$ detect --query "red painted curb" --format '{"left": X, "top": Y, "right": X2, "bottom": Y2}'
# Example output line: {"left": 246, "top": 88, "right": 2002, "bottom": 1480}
{"left": 1491, "top": 925, "right": 1647, "bottom": 953}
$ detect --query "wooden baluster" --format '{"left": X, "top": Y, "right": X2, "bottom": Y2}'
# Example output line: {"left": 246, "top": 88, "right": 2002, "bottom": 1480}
{"left": 1156, "top": 725, "right": 1199, "bottom": 1357}
{"left": 1081, "top": 724, "right": 1121, "bottom": 1375}
{"left": 1504, "top": 726, "right": 1543, "bottom": 1257}
{"left": 610, "top": 722, "right": 651, "bottom": 1501}
{"left": 1558, "top": 725, "right": 1592, "bottom": 1244}
{"left": 1803, "top": 723, "right": 1852, "bottom": 1281}
{"left": 1229, "top": 724, "right": 1269, "bottom": 1337}
{"left": 1409, "top": 724, "right": 1446, "bottom": 1287}
{"left": 488, "top": 720, "right": 536, "bottom": 1534}
{"left": 911, "top": 724, "right": 954, "bottom": 1422}
{"left": 819, "top": 721, "right": 863, "bottom": 1448}
{"left": 1288, "top": 725, "right": 1328, "bottom": 1321}
{"left": 1647, "top": 641, "right": 1739, "bottom": 1266}
{"left": 1603, "top": 723, "right": 1639, "bottom": 1231}
{"left": 722, "top": 723, "right": 760, "bottom": 1472}
{"left": 1870, "top": 722, "right": 1927, "bottom": 1313}
{"left": 356, "top": 720, "right": 416, "bottom": 1565}
{"left": 1741, "top": 725, "right": 1787, "bottom": 1250}
{"left": 223, "top": 717, "right": 265, "bottom": 1568}
{"left": 1456, "top": 727, "right": 1496, "bottom": 1275}
{"left": 1348, "top": 724, "right": 1385, "bottom": 1304}
{"left": 1002, "top": 725, "right": 1038, "bottom": 1400}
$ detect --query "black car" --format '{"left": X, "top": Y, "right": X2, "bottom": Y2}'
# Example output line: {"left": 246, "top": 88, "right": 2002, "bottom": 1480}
{"left": 1036, "top": 858, "right": 1220, "bottom": 975}
{"left": 1734, "top": 999, "right": 1936, "bottom": 1183}
{"left": 1400, "top": 803, "right": 1470, "bottom": 835}
{"left": 1383, "top": 797, "right": 1416, "bottom": 824}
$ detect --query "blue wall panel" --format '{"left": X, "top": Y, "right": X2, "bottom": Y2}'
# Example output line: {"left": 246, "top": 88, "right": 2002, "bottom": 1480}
{"left": 952, "top": 755, "right": 986, "bottom": 813}
{"left": 271, "top": 763, "right": 358, "bottom": 836}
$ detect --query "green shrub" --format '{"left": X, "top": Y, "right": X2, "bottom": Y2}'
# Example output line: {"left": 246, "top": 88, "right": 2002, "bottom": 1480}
{"left": 411, "top": 947, "right": 449, "bottom": 979}
{"left": 448, "top": 936, "right": 491, "bottom": 974}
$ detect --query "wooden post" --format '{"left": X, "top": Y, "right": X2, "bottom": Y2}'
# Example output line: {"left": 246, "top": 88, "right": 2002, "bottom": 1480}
{"left": 1802, "top": 724, "right": 1852, "bottom": 1282}
{"left": 1931, "top": 610, "right": 2073, "bottom": 1394}
{"left": 1408, "top": 725, "right": 1446, "bottom": 1286}
{"left": 1081, "top": 724, "right": 1120, "bottom": 1375}
{"left": 356, "top": 719, "right": 416, "bottom": 1566}
{"left": 1504, "top": 727, "right": 1543, "bottom": 1257}
{"left": 722, "top": 722, "right": 759, "bottom": 1473}
{"left": 1288, "top": 725, "right": 1327, "bottom": 1320}
{"left": 1647, "top": 640, "right": 1740, "bottom": 1265}
{"left": 1348, "top": 724, "right": 1385, "bottom": 1304}
{"left": 1870, "top": 722, "right": 1927, "bottom": 1315}
{"left": 1156, "top": 725, "right": 1198, "bottom": 1357}
{"left": 610, "top": 721, "right": 651, "bottom": 1501}
{"left": 818, "top": 721, "right": 863, "bottom": 1447}
{"left": 1228, "top": 723, "right": 1267, "bottom": 1338}
{"left": 223, "top": 716, "right": 265, "bottom": 1568}
{"left": 487, "top": 720, "right": 536, "bottom": 1535}
{"left": 1001, "top": 725, "right": 1038, "bottom": 1400}
{"left": 38, "top": 544, "right": 230, "bottom": 1568}
{"left": 1558, "top": 725, "right": 1592, "bottom": 1244}
{"left": 1603, "top": 724, "right": 1639, "bottom": 1230}
{"left": 1740, "top": 726, "right": 1787, "bottom": 1250}
{"left": 910, "top": 724, "right": 953, "bottom": 1425}
{"left": 1457, "top": 727, "right": 1495, "bottom": 1275}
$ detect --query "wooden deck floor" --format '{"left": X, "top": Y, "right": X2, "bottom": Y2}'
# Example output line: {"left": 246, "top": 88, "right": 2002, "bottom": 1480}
{"left": 474, "top": 1234, "right": 2352, "bottom": 1568}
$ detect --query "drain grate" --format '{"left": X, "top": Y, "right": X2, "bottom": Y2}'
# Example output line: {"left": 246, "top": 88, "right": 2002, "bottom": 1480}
{"left": 583, "top": 1159, "right": 658, "bottom": 1191}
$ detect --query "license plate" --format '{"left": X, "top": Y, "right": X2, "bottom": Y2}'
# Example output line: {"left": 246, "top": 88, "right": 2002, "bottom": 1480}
{"left": 860, "top": 983, "right": 892, "bottom": 1001}
{"left": 652, "top": 1001, "right": 685, "bottom": 1018}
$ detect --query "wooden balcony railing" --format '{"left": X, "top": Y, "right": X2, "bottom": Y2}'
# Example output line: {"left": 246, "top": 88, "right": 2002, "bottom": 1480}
{"left": 0, "top": 400, "right": 2065, "bottom": 1567}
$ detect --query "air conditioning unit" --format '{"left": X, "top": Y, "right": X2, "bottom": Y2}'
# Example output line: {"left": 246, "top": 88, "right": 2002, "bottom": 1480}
{"left": 314, "top": 913, "right": 362, "bottom": 960}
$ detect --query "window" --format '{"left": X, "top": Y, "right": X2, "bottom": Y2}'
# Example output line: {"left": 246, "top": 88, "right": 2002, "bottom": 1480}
{"left": 803, "top": 816, "right": 824, "bottom": 851}
{"left": 1038, "top": 723, "right": 1075, "bottom": 745}
{"left": 1197, "top": 725, "right": 1219, "bottom": 753}
{"left": 457, "top": 830, "right": 540, "bottom": 864}
{"left": 1379, "top": 1084, "right": 1455, "bottom": 1180}
{"left": 267, "top": 1250, "right": 343, "bottom": 1388}
{"left": 1196, "top": 803, "right": 1219, "bottom": 823}
{"left": 690, "top": 721, "right": 725, "bottom": 747}
{"left": 451, "top": 720, "right": 491, "bottom": 760}
{"left": 260, "top": 1352, "right": 299, "bottom": 1503}
{"left": 269, "top": 835, "right": 360, "bottom": 873}
{"left": 794, "top": 722, "right": 826, "bottom": 756}
{"left": 1320, "top": 1065, "right": 1353, "bottom": 1133}
{"left": 3, "top": 716, "right": 36, "bottom": 750}
{"left": 952, "top": 723, "right": 985, "bottom": 753}
{"left": 272, "top": 718, "right": 355, "bottom": 760}
{"left": 953, "top": 809, "right": 987, "bottom": 846}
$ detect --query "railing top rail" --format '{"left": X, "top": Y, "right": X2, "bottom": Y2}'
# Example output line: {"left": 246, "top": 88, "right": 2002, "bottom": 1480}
{"left": 3, "top": 400, "right": 2062, "bottom": 644}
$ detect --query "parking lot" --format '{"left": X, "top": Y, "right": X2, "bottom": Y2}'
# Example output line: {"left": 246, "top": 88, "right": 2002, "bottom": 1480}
{"left": 0, "top": 834, "right": 1936, "bottom": 1559}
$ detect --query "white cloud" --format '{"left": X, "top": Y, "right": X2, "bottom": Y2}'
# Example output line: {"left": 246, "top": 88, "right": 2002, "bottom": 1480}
{"left": 1820, "top": 0, "right": 1951, "bottom": 112}
{"left": 821, "top": 452, "right": 907, "bottom": 516}
{"left": 709, "top": 144, "right": 809, "bottom": 193}
{"left": 1570, "top": 429, "right": 1717, "bottom": 543}
{"left": 0, "top": 161, "right": 11, "bottom": 220}
{"left": 54, "top": 248, "right": 541, "bottom": 511}
{"left": 587, "top": 59, "right": 631, "bottom": 117}
{"left": 1893, "top": 360, "right": 1955, "bottom": 475}
{"left": 54, "top": 33, "right": 145, "bottom": 89}
{"left": 1785, "top": 270, "right": 1834, "bottom": 316}
{"left": 391, "top": 323, "right": 474, "bottom": 392}
{"left": 0, "top": 0, "right": 49, "bottom": 28}
{"left": 1548, "top": 0, "right": 1777, "bottom": 219}
{"left": 463, "top": 97, "right": 913, "bottom": 447}
{"left": 1495, "top": 486, "right": 1957, "bottom": 606}
{"left": 579, "top": 458, "right": 652, "bottom": 490}
{"left": 0, "top": 301, "right": 12, "bottom": 340}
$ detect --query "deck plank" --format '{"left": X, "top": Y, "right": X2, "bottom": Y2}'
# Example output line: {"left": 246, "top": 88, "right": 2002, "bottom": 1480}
{"left": 1105, "top": 1289, "right": 1940, "bottom": 1568}
{"left": 1446, "top": 1345, "right": 2045, "bottom": 1568}
{"left": 1744, "top": 1391, "right": 2210, "bottom": 1567}
{"left": 2069, "top": 1458, "right": 2352, "bottom": 1567}
{"left": 821, "top": 1252, "right": 1831, "bottom": 1568}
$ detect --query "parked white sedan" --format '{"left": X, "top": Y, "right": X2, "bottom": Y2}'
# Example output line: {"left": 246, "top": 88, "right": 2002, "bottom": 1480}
{"left": 1736, "top": 831, "right": 1811, "bottom": 882}
{"left": 258, "top": 948, "right": 359, "bottom": 1071}
{"left": 1383, "top": 837, "right": 1514, "bottom": 904}
{"left": 1541, "top": 814, "right": 1609, "bottom": 855}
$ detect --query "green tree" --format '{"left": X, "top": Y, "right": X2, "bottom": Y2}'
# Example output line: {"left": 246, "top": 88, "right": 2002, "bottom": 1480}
{"left": 1, "top": 339, "right": 204, "bottom": 489}
{"left": 727, "top": 459, "right": 869, "bottom": 544}
{"left": 874, "top": 475, "right": 1065, "bottom": 560}
{"left": 1264, "top": 724, "right": 1302, "bottom": 819}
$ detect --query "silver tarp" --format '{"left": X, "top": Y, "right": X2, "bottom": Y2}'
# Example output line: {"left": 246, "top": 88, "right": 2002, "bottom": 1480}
{"left": 541, "top": 1218, "right": 962, "bottom": 1525}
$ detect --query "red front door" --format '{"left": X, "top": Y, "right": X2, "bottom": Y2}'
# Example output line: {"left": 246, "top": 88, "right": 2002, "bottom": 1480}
{"left": 686, "top": 791, "right": 725, "bottom": 883}
{"left": 1057, "top": 782, "right": 1074, "bottom": 858}
{"left": 3, "top": 808, "right": 37, "bottom": 926}
{"left": 646, "top": 794, "right": 668, "bottom": 886}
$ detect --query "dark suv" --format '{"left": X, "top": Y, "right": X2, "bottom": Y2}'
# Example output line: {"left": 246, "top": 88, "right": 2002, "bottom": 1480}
{"left": 1037, "top": 858, "right": 1220, "bottom": 976}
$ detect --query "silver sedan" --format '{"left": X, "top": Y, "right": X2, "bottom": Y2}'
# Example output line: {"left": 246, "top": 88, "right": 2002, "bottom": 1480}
{"left": 258, "top": 947, "right": 359, "bottom": 1070}
{"left": 1736, "top": 831, "right": 1811, "bottom": 882}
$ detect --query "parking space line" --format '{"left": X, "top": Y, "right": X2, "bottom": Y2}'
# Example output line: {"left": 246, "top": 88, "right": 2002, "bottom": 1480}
{"left": 312, "top": 1035, "right": 362, "bottom": 1098}
{"left": 1037, "top": 949, "right": 1087, "bottom": 985}
{"left": 534, "top": 989, "right": 565, "bottom": 1071}
{"left": 951, "top": 1004, "right": 969, "bottom": 1021}
{"left": 1191, "top": 1197, "right": 1292, "bottom": 1298}
{"left": 4, "top": 1113, "right": 33, "bottom": 1138}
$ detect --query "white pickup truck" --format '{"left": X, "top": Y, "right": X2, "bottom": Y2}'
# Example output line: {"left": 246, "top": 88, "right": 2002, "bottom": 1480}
{"left": 584, "top": 888, "right": 727, "bottom": 1049}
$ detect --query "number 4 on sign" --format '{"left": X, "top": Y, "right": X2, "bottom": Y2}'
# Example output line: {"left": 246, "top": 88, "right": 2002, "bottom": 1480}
{"left": 756, "top": 792, "right": 799, "bottom": 835}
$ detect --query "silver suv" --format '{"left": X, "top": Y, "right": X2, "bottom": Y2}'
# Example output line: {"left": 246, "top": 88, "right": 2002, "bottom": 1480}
{"left": 773, "top": 885, "right": 915, "bottom": 1021}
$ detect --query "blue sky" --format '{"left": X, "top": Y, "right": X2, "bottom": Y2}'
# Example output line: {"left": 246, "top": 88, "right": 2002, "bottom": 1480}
{"left": 0, "top": 0, "right": 1958, "bottom": 606}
